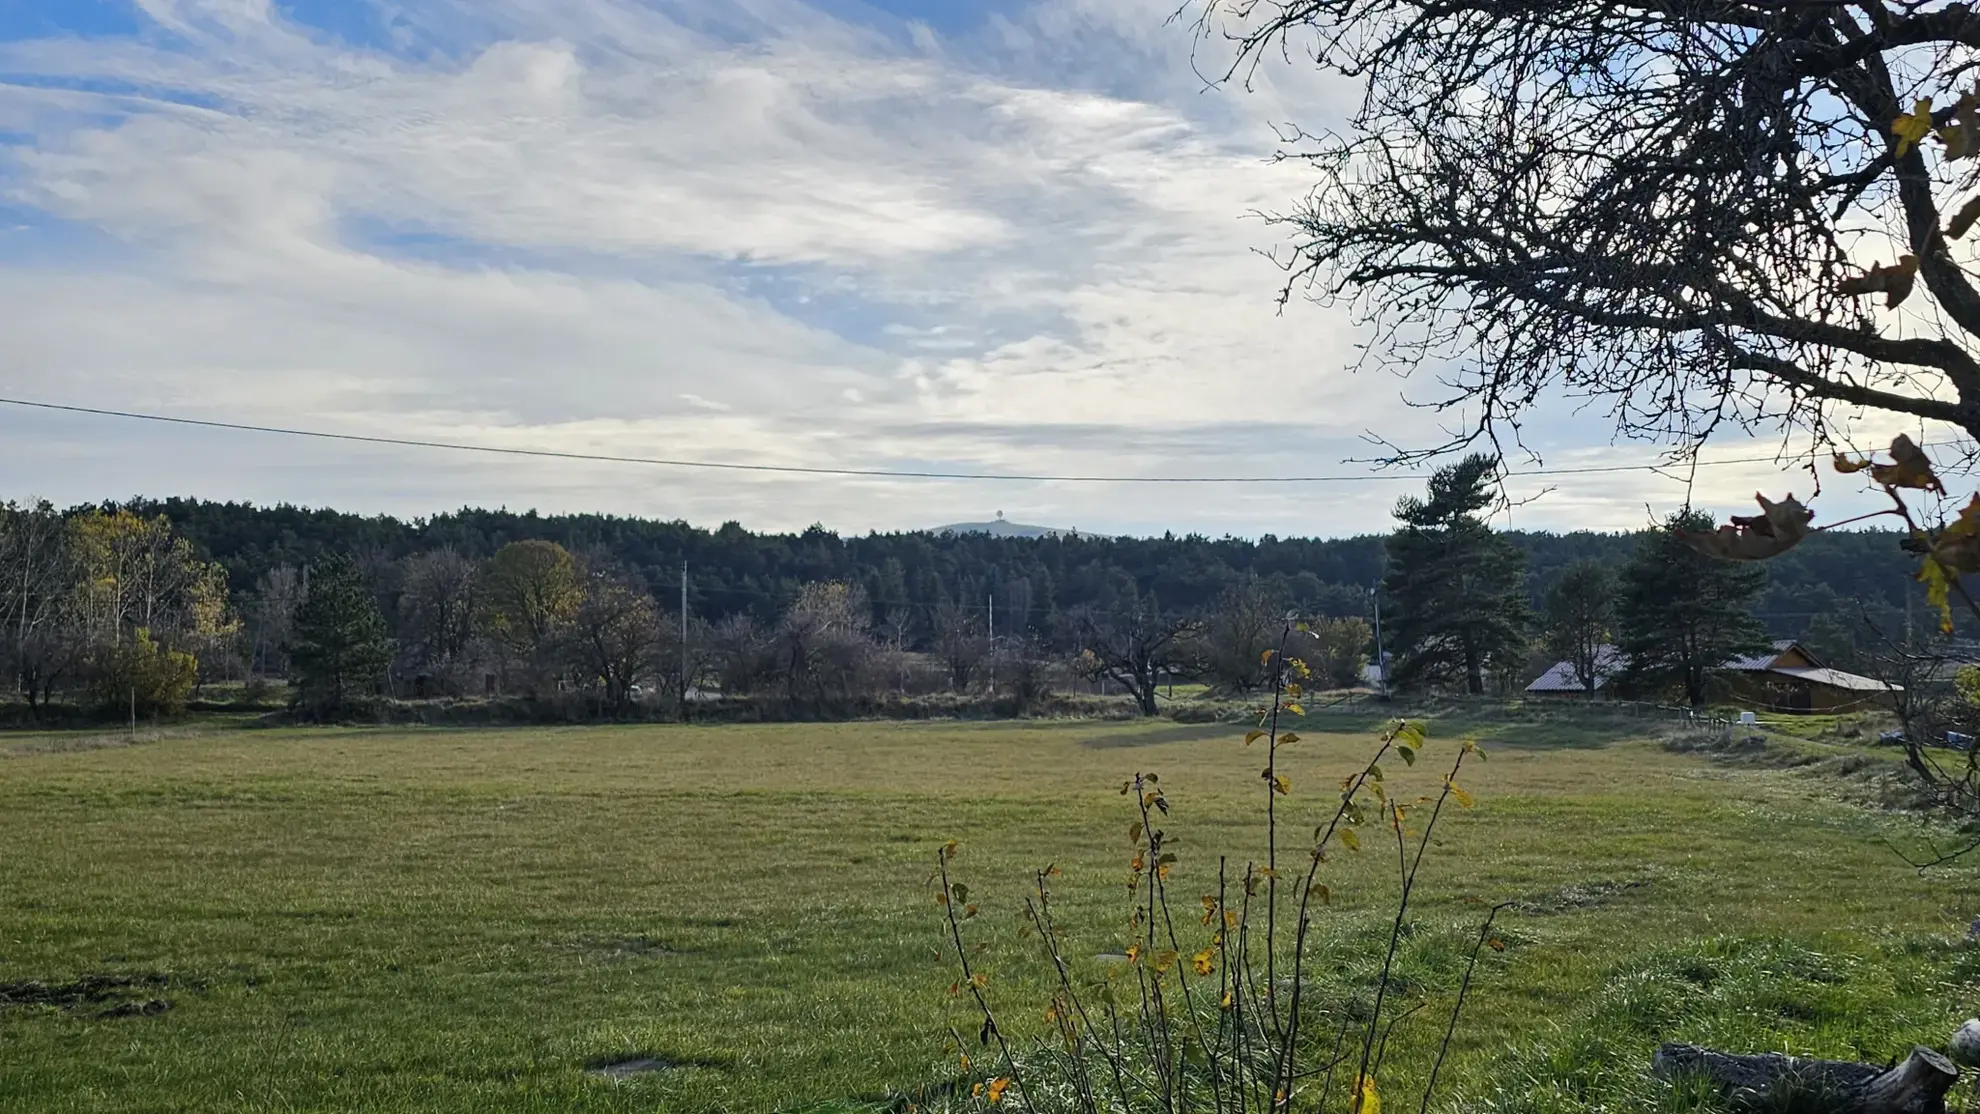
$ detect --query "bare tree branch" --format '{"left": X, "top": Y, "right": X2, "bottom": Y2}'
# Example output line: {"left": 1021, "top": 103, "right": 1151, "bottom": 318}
{"left": 1196, "top": 0, "right": 1980, "bottom": 459}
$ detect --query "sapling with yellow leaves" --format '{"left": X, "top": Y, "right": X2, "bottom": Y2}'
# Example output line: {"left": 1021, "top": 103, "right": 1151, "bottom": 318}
{"left": 930, "top": 620, "right": 1498, "bottom": 1113}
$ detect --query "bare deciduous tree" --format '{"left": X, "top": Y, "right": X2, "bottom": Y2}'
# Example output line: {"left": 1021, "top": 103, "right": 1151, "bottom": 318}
{"left": 711, "top": 613, "right": 775, "bottom": 697}
{"left": 249, "top": 565, "right": 304, "bottom": 678}
{"left": 1069, "top": 597, "right": 1200, "bottom": 716}
{"left": 932, "top": 598, "right": 990, "bottom": 692}
{"left": 0, "top": 500, "right": 74, "bottom": 713}
{"left": 1203, "top": 1, "right": 1980, "bottom": 456}
{"left": 995, "top": 635, "right": 1055, "bottom": 712}
{"left": 398, "top": 548, "right": 479, "bottom": 693}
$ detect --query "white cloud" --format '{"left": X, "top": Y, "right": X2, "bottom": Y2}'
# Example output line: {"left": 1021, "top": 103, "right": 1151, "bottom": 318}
{"left": 0, "top": 0, "right": 1852, "bottom": 536}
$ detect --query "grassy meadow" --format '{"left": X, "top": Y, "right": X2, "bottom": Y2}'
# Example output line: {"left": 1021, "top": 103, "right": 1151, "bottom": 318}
{"left": 2, "top": 712, "right": 1978, "bottom": 1113}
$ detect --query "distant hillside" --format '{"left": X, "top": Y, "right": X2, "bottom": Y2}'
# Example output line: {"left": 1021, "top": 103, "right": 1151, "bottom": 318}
{"left": 934, "top": 517, "right": 1072, "bottom": 539}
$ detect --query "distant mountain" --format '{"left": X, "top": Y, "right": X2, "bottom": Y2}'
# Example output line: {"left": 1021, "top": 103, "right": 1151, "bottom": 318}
{"left": 934, "top": 517, "right": 1071, "bottom": 539}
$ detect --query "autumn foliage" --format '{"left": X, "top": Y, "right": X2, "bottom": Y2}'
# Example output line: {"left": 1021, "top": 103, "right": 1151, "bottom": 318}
{"left": 931, "top": 629, "right": 1495, "bottom": 1113}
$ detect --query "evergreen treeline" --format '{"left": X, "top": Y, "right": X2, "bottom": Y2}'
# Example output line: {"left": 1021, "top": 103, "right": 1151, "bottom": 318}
{"left": 118, "top": 497, "right": 1921, "bottom": 644}
{"left": 0, "top": 492, "right": 1929, "bottom": 720}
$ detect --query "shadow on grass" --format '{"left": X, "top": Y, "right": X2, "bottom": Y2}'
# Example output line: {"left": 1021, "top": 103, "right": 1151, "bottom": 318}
{"left": 1069, "top": 706, "right": 1660, "bottom": 751}
{"left": 1078, "top": 722, "right": 1256, "bottom": 749}
{"left": 1425, "top": 707, "right": 1666, "bottom": 750}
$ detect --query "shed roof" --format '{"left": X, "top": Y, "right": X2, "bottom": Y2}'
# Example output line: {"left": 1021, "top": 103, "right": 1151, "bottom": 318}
{"left": 1722, "top": 640, "right": 1805, "bottom": 671}
{"left": 1524, "top": 646, "right": 1624, "bottom": 693}
{"left": 1523, "top": 641, "right": 1897, "bottom": 697}
{"left": 1766, "top": 666, "right": 1902, "bottom": 693}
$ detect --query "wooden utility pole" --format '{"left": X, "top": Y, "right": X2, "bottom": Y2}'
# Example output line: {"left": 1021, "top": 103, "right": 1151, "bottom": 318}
{"left": 679, "top": 562, "right": 690, "bottom": 721}
{"left": 987, "top": 592, "right": 996, "bottom": 696}
{"left": 1371, "top": 581, "right": 1387, "bottom": 696}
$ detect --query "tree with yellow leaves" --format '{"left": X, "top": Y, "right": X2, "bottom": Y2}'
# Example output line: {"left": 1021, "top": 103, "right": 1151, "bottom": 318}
{"left": 476, "top": 539, "right": 582, "bottom": 696}
{"left": 66, "top": 509, "right": 234, "bottom": 651}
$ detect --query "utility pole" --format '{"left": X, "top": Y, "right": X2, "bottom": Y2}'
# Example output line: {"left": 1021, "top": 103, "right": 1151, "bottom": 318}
{"left": 680, "top": 562, "right": 690, "bottom": 720}
{"left": 1371, "top": 581, "right": 1387, "bottom": 697}
{"left": 987, "top": 591, "right": 996, "bottom": 696}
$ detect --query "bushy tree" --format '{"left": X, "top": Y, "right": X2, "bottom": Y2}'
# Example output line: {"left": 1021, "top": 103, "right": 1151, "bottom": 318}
{"left": 477, "top": 540, "right": 581, "bottom": 695}
{"left": 1542, "top": 560, "right": 1614, "bottom": 695}
{"left": 652, "top": 615, "right": 716, "bottom": 715}
{"left": 1198, "top": 577, "right": 1287, "bottom": 694}
{"left": 289, "top": 554, "right": 392, "bottom": 717}
{"left": 1381, "top": 455, "right": 1529, "bottom": 694}
{"left": 995, "top": 635, "right": 1055, "bottom": 712}
{"left": 1616, "top": 513, "right": 1770, "bottom": 708}
{"left": 569, "top": 563, "right": 664, "bottom": 712}
{"left": 88, "top": 627, "right": 197, "bottom": 719}
{"left": 1298, "top": 615, "right": 1371, "bottom": 690}
{"left": 776, "top": 581, "right": 880, "bottom": 701}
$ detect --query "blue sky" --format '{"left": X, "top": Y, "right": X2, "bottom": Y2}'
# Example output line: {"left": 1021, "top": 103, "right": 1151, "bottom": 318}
{"left": 0, "top": 0, "right": 1923, "bottom": 536}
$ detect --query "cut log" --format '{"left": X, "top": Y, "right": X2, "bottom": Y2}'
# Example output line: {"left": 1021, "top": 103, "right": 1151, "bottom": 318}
{"left": 1652, "top": 1044, "right": 1959, "bottom": 1114}
{"left": 1859, "top": 1048, "right": 1961, "bottom": 1114}
{"left": 1949, "top": 1020, "right": 1980, "bottom": 1068}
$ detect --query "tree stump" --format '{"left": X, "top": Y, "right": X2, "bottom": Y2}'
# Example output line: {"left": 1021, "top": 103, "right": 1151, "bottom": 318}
{"left": 1652, "top": 1044, "right": 1959, "bottom": 1114}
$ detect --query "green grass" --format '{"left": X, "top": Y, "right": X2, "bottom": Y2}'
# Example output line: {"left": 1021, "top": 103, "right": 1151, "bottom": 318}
{"left": 1, "top": 715, "right": 1977, "bottom": 1112}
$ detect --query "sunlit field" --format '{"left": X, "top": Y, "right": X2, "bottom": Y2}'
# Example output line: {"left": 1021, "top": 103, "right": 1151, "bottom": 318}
{"left": 2, "top": 715, "right": 1975, "bottom": 1113}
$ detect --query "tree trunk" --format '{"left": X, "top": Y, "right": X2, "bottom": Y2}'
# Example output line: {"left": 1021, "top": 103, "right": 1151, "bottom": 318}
{"left": 1652, "top": 1044, "right": 1957, "bottom": 1114}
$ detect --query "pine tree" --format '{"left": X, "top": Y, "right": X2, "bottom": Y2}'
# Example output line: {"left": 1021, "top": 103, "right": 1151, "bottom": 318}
{"left": 1541, "top": 560, "right": 1614, "bottom": 695}
{"left": 1381, "top": 454, "right": 1530, "bottom": 694}
{"left": 289, "top": 554, "right": 391, "bottom": 717}
{"left": 1615, "top": 511, "right": 1770, "bottom": 707}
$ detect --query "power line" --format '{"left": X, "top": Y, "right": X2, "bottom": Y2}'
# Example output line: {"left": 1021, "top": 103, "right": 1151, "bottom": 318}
{"left": 0, "top": 395, "right": 1802, "bottom": 484}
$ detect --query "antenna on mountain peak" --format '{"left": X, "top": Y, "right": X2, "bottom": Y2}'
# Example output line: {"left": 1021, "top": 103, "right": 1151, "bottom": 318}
{"left": 996, "top": 510, "right": 1005, "bottom": 520}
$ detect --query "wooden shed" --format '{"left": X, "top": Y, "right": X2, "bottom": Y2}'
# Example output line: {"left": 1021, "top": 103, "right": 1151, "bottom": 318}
{"left": 1523, "top": 639, "right": 1899, "bottom": 712}
{"left": 1717, "top": 640, "right": 1900, "bottom": 713}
